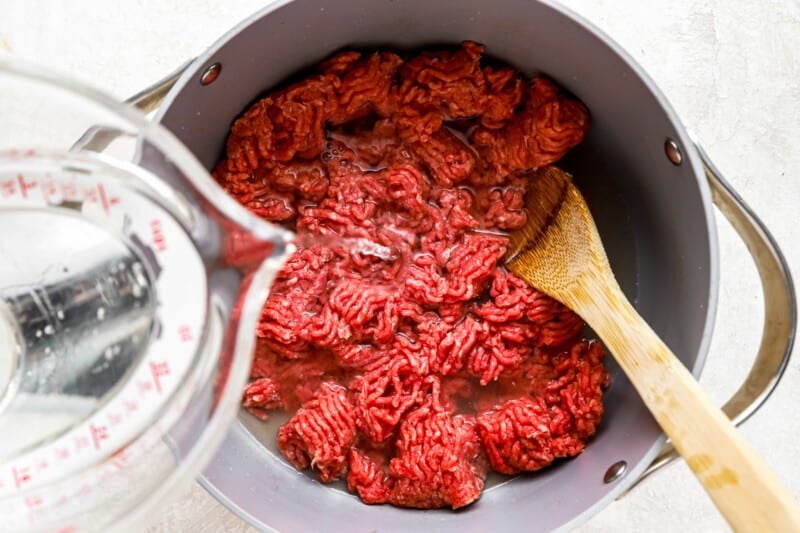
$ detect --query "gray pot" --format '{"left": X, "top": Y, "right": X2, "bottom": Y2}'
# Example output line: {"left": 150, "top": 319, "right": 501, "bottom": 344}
{"left": 99, "top": 0, "right": 795, "bottom": 530}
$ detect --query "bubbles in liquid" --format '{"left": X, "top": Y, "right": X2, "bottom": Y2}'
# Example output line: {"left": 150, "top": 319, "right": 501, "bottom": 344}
{"left": 320, "top": 140, "right": 347, "bottom": 165}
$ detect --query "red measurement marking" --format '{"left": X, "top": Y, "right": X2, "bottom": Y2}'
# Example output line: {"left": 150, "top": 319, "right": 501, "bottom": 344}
{"left": 110, "top": 449, "right": 130, "bottom": 469}
{"left": 150, "top": 361, "right": 170, "bottom": 393}
{"left": 90, "top": 424, "right": 109, "bottom": 450}
{"left": 137, "top": 380, "right": 152, "bottom": 394}
{"left": 4, "top": 149, "right": 35, "bottom": 159}
{"left": 124, "top": 398, "right": 138, "bottom": 413}
{"left": 74, "top": 436, "right": 89, "bottom": 450}
{"left": 84, "top": 187, "right": 98, "bottom": 204}
{"left": 60, "top": 182, "right": 78, "bottom": 200}
{"left": 107, "top": 411, "right": 123, "bottom": 426}
{"left": 12, "top": 466, "right": 31, "bottom": 488}
{"left": 55, "top": 447, "right": 70, "bottom": 460}
{"left": 16, "top": 174, "right": 36, "bottom": 198}
{"left": 98, "top": 183, "right": 110, "bottom": 213}
{"left": 178, "top": 325, "right": 193, "bottom": 342}
{"left": 36, "top": 459, "right": 48, "bottom": 471}
{"left": 42, "top": 179, "right": 57, "bottom": 199}
{"left": 150, "top": 219, "right": 167, "bottom": 252}
{"left": 24, "top": 495, "right": 42, "bottom": 509}
{"left": 56, "top": 526, "right": 77, "bottom": 533}
{"left": 97, "top": 183, "right": 119, "bottom": 214}
{"left": 1, "top": 180, "right": 15, "bottom": 197}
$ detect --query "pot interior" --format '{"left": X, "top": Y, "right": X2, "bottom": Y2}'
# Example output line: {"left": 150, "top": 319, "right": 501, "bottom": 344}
{"left": 156, "top": 0, "right": 717, "bottom": 530}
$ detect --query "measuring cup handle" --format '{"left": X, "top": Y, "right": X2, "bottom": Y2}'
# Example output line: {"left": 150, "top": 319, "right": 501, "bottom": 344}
{"left": 71, "top": 60, "right": 194, "bottom": 153}
{"left": 624, "top": 143, "right": 797, "bottom": 494}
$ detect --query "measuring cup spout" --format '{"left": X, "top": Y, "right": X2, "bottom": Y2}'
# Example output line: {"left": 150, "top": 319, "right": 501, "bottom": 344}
{"left": 133, "top": 141, "right": 296, "bottom": 269}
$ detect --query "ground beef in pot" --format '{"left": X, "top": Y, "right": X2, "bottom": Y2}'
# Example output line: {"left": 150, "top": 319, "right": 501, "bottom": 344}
{"left": 214, "top": 41, "right": 609, "bottom": 510}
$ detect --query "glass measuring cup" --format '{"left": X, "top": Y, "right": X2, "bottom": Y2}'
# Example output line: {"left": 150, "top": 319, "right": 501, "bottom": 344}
{"left": 0, "top": 59, "right": 293, "bottom": 532}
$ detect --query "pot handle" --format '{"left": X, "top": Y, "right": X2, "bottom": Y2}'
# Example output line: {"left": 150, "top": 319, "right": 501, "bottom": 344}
{"left": 71, "top": 60, "right": 192, "bottom": 152}
{"left": 625, "top": 144, "right": 797, "bottom": 494}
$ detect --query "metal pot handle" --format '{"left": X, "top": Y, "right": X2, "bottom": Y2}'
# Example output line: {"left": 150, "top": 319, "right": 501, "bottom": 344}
{"left": 81, "top": 69, "right": 797, "bottom": 492}
{"left": 625, "top": 144, "right": 797, "bottom": 493}
{"left": 71, "top": 61, "right": 192, "bottom": 153}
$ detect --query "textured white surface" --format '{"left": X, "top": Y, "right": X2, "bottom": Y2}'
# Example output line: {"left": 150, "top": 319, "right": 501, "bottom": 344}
{"left": 3, "top": 1, "right": 799, "bottom": 531}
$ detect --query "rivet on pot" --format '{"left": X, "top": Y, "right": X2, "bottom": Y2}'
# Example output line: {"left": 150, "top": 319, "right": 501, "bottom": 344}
{"left": 665, "top": 138, "right": 682, "bottom": 165}
{"left": 200, "top": 63, "right": 222, "bottom": 86}
{"left": 604, "top": 460, "right": 628, "bottom": 484}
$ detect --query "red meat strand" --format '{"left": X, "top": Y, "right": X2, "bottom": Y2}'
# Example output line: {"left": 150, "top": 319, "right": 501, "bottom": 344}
{"left": 277, "top": 382, "right": 357, "bottom": 482}
{"left": 348, "top": 407, "right": 488, "bottom": 509}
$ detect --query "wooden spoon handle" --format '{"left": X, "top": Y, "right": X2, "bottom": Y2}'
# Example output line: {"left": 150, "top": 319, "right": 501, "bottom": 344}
{"left": 570, "top": 271, "right": 800, "bottom": 532}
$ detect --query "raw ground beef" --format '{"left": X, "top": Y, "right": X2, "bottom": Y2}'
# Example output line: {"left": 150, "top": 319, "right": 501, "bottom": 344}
{"left": 214, "top": 41, "right": 610, "bottom": 510}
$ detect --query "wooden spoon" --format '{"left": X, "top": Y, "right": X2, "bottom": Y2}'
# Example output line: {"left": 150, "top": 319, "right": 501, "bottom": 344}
{"left": 505, "top": 165, "right": 800, "bottom": 532}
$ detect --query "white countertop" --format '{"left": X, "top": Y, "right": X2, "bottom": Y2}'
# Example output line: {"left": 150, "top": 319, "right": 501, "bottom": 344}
{"left": 3, "top": 1, "right": 799, "bottom": 531}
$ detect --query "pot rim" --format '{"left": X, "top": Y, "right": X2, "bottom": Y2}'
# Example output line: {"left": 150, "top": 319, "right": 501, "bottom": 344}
{"left": 153, "top": 0, "right": 720, "bottom": 529}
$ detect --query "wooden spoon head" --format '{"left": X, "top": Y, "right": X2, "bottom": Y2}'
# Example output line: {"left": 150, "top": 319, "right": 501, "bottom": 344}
{"left": 505, "top": 166, "right": 611, "bottom": 303}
